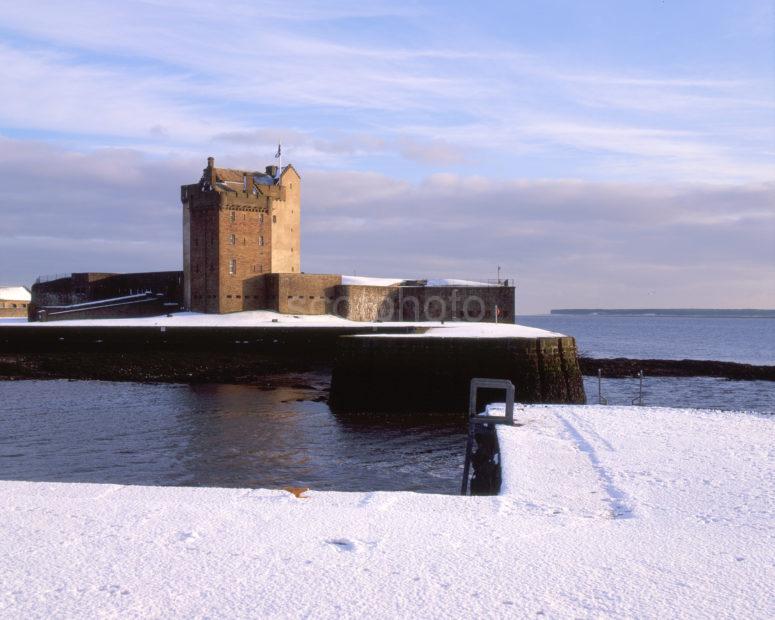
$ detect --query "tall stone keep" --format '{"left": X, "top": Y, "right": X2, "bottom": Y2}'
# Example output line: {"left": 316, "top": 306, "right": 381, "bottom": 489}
{"left": 181, "top": 157, "right": 301, "bottom": 313}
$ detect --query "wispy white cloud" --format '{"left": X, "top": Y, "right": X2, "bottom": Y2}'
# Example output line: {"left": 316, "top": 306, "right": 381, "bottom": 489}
{"left": 0, "top": 3, "right": 772, "bottom": 309}
{"left": 0, "top": 1, "right": 770, "bottom": 183}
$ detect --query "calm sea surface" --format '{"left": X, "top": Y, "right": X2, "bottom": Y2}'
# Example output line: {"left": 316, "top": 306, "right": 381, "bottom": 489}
{"left": 519, "top": 314, "right": 775, "bottom": 365}
{"left": 0, "top": 379, "right": 466, "bottom": 493}
{"left": 1, "top": 315, "right": 772, "bottom": 492}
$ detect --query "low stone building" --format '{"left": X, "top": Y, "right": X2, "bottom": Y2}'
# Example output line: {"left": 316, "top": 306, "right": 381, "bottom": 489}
{"left": 0, "top": 287, "right": 31, "bottom": 318}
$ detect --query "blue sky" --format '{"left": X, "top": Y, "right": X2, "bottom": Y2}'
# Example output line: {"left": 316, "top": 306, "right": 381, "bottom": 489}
{"left": 0, "top": 0, "right": 773, "bottom": 312}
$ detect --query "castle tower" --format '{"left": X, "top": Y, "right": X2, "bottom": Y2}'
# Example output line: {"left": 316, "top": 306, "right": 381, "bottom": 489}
{"left": 181, "top": 157, "right": 301, "bottom": 313}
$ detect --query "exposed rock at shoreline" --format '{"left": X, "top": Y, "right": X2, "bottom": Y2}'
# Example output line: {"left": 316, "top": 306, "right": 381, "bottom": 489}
{"left": 2, "top": 352, "right": 772, "bottom": 385}
{"left": 580, "top": 356, "right": 775, "bottom": 381}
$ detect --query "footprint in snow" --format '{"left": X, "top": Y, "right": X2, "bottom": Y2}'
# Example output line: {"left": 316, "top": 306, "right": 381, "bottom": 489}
{"left": 176, "top": 531, "right": 200, "bottom": 543}
{"left": 325, "top": 538, "right": 376, "bottom": 552}
{"left": 326, "top": 538, "right": 357, "bottom": 552}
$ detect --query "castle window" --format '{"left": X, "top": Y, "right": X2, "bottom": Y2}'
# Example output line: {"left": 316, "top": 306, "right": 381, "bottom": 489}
{"left": 259, "top": 213, "right": 264, "bottom": 224}
{"left": 229, "top": 259, "right": 236, "bottom": 275}
{"left": 273, "top": 215, "right": 277, "bottom": 223}
{"left": 243, "top": 175, "right": 247, "bottom": 191}
{"left": 229, "top": 234, "right": 236, "bottom": 245}
{"left": 259, "top": 235, "right": 264, "bottom": 246}
{"left": 229, "top": 211, "right": 236, "bottom": 223}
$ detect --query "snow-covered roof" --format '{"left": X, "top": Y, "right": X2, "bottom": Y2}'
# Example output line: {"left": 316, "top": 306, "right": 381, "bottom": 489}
{"left": 0, "top": 286, "right": 31, "bottom": 302}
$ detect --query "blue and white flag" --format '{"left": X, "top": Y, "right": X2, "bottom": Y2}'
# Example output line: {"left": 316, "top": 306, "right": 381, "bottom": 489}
{"left": 275, "top": 144, "right": 281, "bottom": 159}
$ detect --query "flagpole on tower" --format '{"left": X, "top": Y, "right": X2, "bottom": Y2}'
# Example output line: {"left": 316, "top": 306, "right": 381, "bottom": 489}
{"left": 275, "top": 143, "right": 282, "bottom": 176}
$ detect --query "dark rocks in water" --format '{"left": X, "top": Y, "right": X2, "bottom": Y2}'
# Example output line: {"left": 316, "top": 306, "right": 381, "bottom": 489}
{"left": 579, "top": 357, "right": 775, "bottom": 381}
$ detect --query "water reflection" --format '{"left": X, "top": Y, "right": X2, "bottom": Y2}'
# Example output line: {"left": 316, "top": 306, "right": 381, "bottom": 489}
{"left": 0, "top": 378, "right": 467, "bottom": 494}
{"left": 2, "top": 375, "right": 767, "bottom": 496}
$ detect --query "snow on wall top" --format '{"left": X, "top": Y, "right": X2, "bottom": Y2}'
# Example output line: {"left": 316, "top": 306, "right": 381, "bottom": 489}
{"left": 341, "top": 275, "right": 405, "bottom": 287}
{"left": 0, "top": 310, "right": 565, "bottom": 338}
{"left": 340, "top": 276, "right": 499, "bottom": 287}
{"left": 0, "top": 286, "right": 31, "bottom": 301}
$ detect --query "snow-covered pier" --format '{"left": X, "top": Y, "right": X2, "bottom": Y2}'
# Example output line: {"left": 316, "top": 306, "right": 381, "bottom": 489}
{"left": 2, "top": 405, "right": 772, "bottom": 618}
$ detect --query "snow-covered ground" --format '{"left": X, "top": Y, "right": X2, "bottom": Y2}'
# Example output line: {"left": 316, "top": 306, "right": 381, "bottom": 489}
{"left": 0, "top": 310, "right": 564, "bottom": 338}
{"left": 1, "top": 405, "right": 772, "bottom": 618}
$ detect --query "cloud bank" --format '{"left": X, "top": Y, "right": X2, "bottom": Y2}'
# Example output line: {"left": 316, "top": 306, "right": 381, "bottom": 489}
{"left": 1, "top": 140, "right": 772, "bottom": 313}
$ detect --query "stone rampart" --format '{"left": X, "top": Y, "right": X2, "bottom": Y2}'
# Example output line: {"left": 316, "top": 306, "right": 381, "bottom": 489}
{"left": 332, "top": 284, "right": 515, "bottom": 322}
{"left": 264, "top": 273, "right": 343, "bottom": 315}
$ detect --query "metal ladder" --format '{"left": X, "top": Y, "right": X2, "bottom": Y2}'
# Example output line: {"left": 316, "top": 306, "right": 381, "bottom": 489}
{"left": 460, "top": 378, "right": 518, "bottom": 495}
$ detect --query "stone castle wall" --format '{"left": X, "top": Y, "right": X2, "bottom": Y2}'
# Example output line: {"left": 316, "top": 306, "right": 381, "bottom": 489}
{"left": 333, "top": 284, "right": 516, "bottom": 322}
{"left": 31, "top": 272, "right": 182, "bottom": 311}
{"left": 264, "top": 273, "right": 342, "bottom": 315}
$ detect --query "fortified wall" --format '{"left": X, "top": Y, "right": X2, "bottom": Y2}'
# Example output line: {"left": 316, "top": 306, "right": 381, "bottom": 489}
{"left": 265, "top": 275, "right": 515, "bottom": 323}
{"left": 30, "top": 272, "right": 183, "bottom": 320}
{"left": 333, "top": 283, "right": 514, "bottom": 322}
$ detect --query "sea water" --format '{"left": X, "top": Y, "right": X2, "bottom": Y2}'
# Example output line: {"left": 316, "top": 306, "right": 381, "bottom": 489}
{"left": 519, "top": 314, "right": 773, "bottom": 413}
{"left": 0, "top": 379, "right": 466, "bottom": 493}
{"left": 1, "top": 316, "right": 771, "bottom": 492}
{"left": 519, "top": 314, "right": 775, "bottom": 365}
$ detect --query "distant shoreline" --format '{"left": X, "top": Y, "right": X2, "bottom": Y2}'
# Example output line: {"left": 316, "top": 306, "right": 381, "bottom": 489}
{"left": 551, "top": 309, "right": 775, "bottom": 319}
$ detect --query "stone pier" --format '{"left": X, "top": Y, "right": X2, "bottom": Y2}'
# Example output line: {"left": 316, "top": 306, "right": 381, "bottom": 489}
{"left": 329, "top": 334, "right": 585, "bottom": 414}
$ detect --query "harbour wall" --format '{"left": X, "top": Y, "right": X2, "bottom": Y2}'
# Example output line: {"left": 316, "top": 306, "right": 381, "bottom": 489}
{"left": 0, "top": 324, "right": 585, "bottom": 412}
{"left": 329, "top": 335, "right": 585, "bottom": 413}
